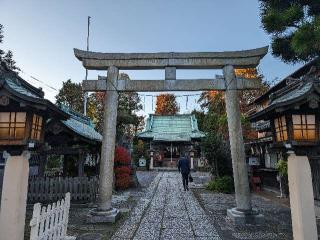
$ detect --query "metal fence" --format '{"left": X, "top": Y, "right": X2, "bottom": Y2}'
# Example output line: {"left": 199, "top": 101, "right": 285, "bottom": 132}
{"left": 28, "top": 176, "right": 99, "bottom": 203}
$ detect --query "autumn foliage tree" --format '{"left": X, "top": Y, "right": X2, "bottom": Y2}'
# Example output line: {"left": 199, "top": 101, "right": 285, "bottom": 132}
{"left": 196, "top": 68, "right": 270, "bottom": 176}
{"left": 155, "top": 93, "right": 179, "bottom": 115}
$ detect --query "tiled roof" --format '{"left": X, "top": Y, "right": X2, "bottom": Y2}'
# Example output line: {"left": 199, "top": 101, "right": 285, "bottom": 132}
{"left": 0, "top": 62, "right": 67, "bottom": 119}
{"left": 5, "top": 77, "right": 41, "bottom": 99}
{"left": 59, "top": 105, "right": 102, "bottom": 142}
{"left": 250, "top": 58, "right": 319, "bottom": 105}
{"left": 0, "top": 62, "right": 44, "bottom": 99}
{"left": 249, "top": 76, "right": 320, "bottom": 121}
{"left": 138, "top": 114, "right": 205, "bottom": 142}
{"left": 269, "top": 81, "right": 313, "bottom": 107}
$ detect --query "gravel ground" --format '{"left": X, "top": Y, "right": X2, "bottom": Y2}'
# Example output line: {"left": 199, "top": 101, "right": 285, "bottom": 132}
{"left": 23, "top": 171, "right": 320, "bottom": 240}
{"left": 193, "top": 189, "right": 294, "bottom": 240}
{"left": 23, "top": 171, "right": 158, "bottom": 240}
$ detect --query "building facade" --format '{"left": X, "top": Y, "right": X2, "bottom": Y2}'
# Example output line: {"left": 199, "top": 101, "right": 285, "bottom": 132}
{"left": 247, "top": 59, "right": 320, "bottom": 197}
{"left": 138, "top": 114, "right": 205, "bottom": 169}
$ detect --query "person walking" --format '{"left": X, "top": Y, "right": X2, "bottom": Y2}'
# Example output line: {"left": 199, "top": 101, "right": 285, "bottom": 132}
{"left": 178, "top": 153, "right": 191, "bottom": 191}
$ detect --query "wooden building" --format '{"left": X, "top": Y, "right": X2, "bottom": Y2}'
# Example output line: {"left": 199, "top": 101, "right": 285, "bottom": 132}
{"left": 0, "top": 61, "right": 102, "bottom": 178}
{"left": 0, "top": 61, "right": 68, "bottom": 156}
{"left": 138, "top": 114, "right": 205, "bottom": 168}
{"left": 45, "top": 105, "right": 102, "bottom": 177}
{"left": 0, "top": 61, "right": 70, "bottom": 237}
{"left": 247, "top": 59, "right": 320, "bottom": 197}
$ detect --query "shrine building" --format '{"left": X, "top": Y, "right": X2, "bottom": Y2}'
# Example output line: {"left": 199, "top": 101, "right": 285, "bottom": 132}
{"left": 138, "top": 114, "right": 205, "bottom": 169}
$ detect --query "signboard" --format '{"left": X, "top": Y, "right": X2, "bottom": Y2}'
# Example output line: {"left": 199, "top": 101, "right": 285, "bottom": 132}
{"left": 139, "top": 157, "right": 146, "bottom": 167}
{"left": 198, "top": 157, "right": 206, "bottom": 167}
{"left": 248, "top": 157, "right": 260, "bottom": 166}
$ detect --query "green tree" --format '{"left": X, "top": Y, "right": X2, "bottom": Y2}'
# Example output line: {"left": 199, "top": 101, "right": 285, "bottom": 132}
{"left": 55, "top": 74, "right": 143, "bottom": 143}
{"left": 260, "top": 0, "right": 320, "bottom": 63}
{"left": 0, "top": 24, "right": 4, "bottom": 57}
{"left": 0, "top": 24, "right": 20, "bottom": 71}
{"left": 56, "top": 79, "right": 84, "bottom": 113}
{"left": 195, "top": 68, "right": 270, "bottom": 176}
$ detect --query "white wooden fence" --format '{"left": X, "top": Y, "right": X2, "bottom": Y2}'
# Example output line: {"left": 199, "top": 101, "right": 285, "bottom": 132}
{"left": 29, "top": 192, "right": 76, "bottom": 240}
{"left": 28, "top": 176, "right": 99, "bottom": 203}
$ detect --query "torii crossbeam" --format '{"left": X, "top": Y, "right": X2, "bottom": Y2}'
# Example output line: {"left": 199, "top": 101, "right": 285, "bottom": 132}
{"left": 74, "top": 46, "right": 268, "bottom": 224}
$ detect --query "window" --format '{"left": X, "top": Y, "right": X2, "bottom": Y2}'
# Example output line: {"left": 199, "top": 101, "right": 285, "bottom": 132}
{"left": 0, "top": 112, "right": 26, "bottom": 140}
{"left": 292, "top": 114, "right": 316, "bottom": 140}
{"left": 274, "top": 116, "right": 288, "bottom": 141}
{"left": 31, "top": 114, "right": 43, "bottom": 140}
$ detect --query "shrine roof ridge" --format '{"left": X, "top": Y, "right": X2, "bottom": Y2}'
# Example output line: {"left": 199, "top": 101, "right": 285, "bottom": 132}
{"left": 74, "top": 46, "right": 269, "bottom": 61}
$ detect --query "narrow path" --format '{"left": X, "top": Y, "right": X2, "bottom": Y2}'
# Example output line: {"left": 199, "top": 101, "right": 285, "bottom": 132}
{"left": 112, "top": 172, "right": 221, "bottom": 240}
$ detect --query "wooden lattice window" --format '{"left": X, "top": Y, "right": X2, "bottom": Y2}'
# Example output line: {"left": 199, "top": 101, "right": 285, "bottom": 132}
{"left": 274, "top": 116, "right": 288, "bottom": 142}
{"left": 292, "top": 114, "right": 316, "bottom": 141}
{"left": 0, "top": 112, "right": 26, "bottom": 140}
{"left": 31, "top": 114, "right": 43, "bottom": 140}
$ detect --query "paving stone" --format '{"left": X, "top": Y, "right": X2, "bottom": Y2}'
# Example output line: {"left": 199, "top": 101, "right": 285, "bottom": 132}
{"left": 232, "top": 232, "right": 279, "bottom": 239}
{"left": 112, "top": 172, "right": 221, "bottom": 240}
{"left": 162, "top": 217, "right": 190, "bottom": 229}
{"left": 134, "top": 222, "right": 161, "bottom": 240}
{"left": 160, "top": 227, "right": 194, "bottom": 240}
{"left": 195, "top": 237, "right": 222, "bottom": 240}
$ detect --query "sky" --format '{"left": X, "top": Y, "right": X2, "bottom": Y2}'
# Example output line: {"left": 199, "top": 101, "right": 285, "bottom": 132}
{"left": 0, "top": 0, "right": 302, "bottom": 116}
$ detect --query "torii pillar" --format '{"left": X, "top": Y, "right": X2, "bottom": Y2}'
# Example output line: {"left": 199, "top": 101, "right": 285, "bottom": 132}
{"left": 87, "top": 66, "right": 120, "bottom": 223}
{"left": 224, "top": 65, "right": 263, "bottom": 224}
{"left": 74, "top": 46, "right": 269, "bottom": 225}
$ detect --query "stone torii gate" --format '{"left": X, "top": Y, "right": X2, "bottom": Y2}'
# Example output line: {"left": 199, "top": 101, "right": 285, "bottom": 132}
{"left": 74, "top": 46, "right": 268, "bottom": 224}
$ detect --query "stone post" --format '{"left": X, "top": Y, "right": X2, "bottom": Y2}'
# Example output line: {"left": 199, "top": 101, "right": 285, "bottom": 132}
{"left": 0, "top": 151, "right": 30, "bottom": 240}
{"left": 149, "top": 151, "right": 154, "bottom": 170}
{"left": 287, "top": 151, "right": 317, "bottom": 240}
{"left": 87, "top": 66, "right": 120, "bottom": 223}
{"left": 223, "top": 65, "right": 263, "bottom": 224}
{"left": 190, "top": 151, "right": 194, "bottom": 170}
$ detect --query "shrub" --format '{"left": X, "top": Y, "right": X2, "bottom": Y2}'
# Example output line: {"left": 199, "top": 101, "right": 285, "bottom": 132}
{"left": 276, "top": 159, "right": 288, "bottom": 177}
{"left": 115, "top": 173, "right": 130, "bottom": 189}
{"left": 114, "top": 166, "right": 132, "bottom": 175}
{"left": 114, "top": 146, "right": 131, "bottom": 165}
{"left": 206, "top": 176, "right": 234, "bottom": 193}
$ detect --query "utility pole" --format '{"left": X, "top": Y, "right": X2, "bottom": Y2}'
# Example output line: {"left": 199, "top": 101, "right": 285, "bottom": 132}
{"left": 84, "top": 16, "right": 91, "bottom": 116}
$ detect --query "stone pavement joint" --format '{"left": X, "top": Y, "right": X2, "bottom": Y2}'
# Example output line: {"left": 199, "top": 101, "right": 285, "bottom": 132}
{"left": 112, "top": 172, "right": 221, "bottom": 240}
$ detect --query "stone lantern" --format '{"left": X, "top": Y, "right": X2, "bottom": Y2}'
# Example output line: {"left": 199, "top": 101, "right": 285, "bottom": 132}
{"left": 0, "top": 111, "right": 45, "bottom": 152}
{"left": 249, "top": 71, "right": 320, "bottom": 239}
{"left": 189, "top": 149, "right": 195, "bottom": 170}
{"left": 0, "top": 62, "right": 68, "bottom": 240}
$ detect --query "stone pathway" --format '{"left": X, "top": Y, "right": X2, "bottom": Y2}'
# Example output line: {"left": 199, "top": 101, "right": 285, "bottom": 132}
{"left": 112, "top": 172, "right": 221, "bottom": 240}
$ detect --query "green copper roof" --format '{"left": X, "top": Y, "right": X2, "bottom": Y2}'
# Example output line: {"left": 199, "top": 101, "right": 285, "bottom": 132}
{"left": 59, "top": 105, "right": 102, "bottom": 142}
{"left": 138, "top": 114, "right": 205, "bottom": 142}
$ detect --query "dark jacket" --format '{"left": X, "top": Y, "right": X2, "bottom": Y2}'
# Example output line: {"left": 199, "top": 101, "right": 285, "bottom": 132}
{"left": 178, "top": 157, "right": 190, "bottom": 175}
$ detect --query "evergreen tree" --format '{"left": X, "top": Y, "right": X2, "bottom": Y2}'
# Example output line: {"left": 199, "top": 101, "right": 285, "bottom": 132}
{"left": 260, "top": 0, "right": 320, "bottom": 63}
{"left": 3, "top": 50, "right": 20, "bottom": 72}
{"left": 0, "top": 24, "right": 4, "bottom": 58}
{"left": 0, "top": 24, "right": 20, "bottom": 71}
{"left": 55, "top": 75, "right": 143, "bottom": 143}
{"left": 56, "top": 79, "right": 84, "bottom": 113}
